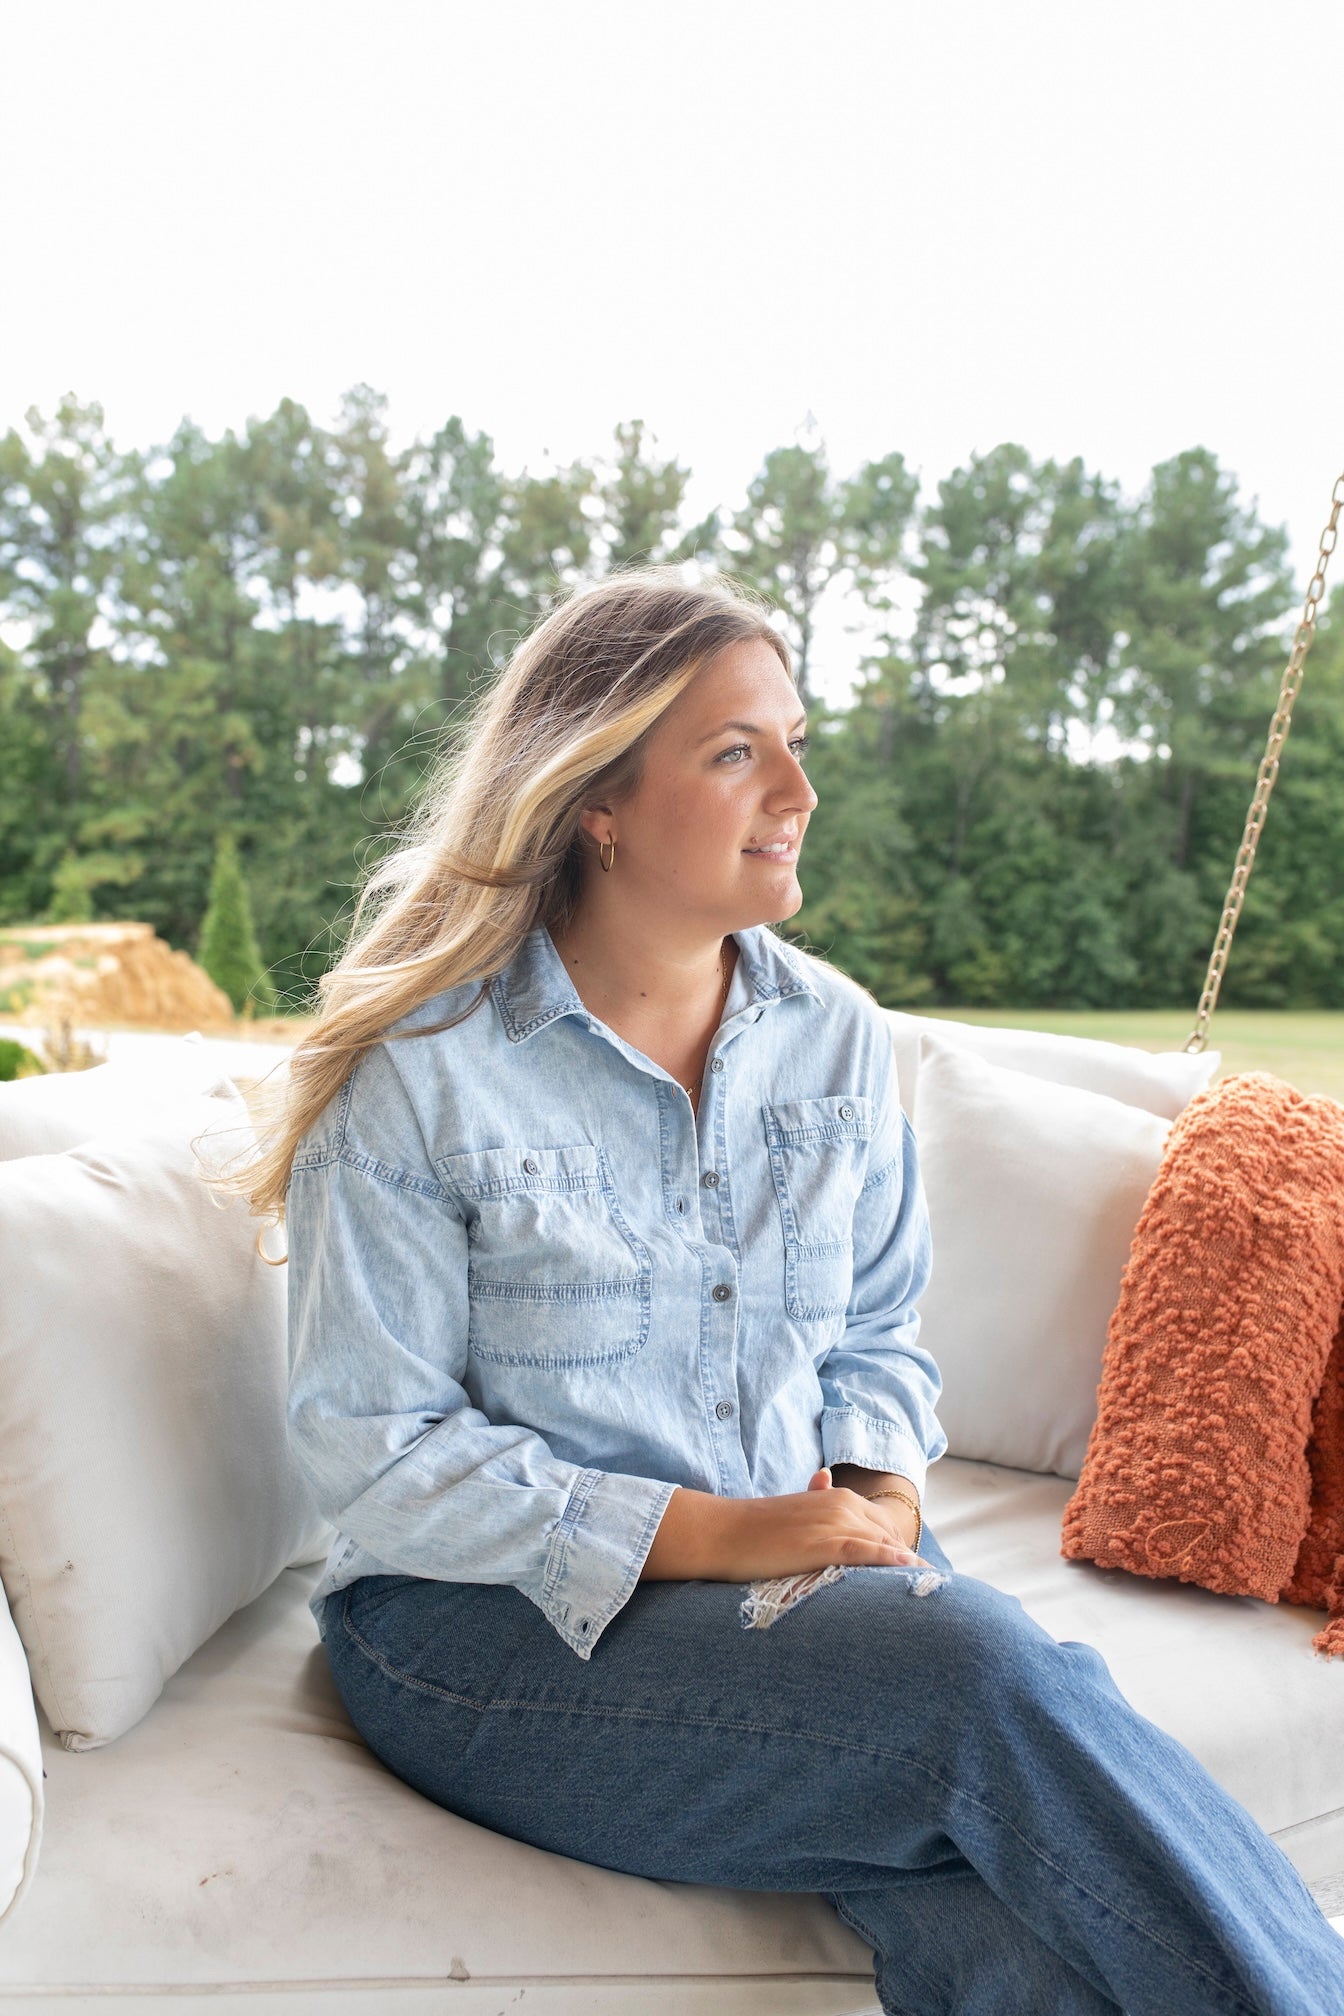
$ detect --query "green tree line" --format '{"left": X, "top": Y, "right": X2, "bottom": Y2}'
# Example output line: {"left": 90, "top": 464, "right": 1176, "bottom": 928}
{"left": 1, "top": 387, "right": 1340, "bottom": 1011}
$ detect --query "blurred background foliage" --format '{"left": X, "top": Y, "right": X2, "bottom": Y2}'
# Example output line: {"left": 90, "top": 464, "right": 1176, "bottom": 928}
{"left": 1, "top": 387, "right": 1340, "bottom": 1014}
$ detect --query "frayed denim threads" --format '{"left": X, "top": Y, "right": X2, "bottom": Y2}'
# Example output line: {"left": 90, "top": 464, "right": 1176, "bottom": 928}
{"left": 741, "top": 1561, "right": 950, "bottom": 1630}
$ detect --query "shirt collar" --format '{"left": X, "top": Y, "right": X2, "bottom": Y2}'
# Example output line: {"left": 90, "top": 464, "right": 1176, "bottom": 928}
{"left": 493, "top": 919, "right": 820, "bottom": 1044}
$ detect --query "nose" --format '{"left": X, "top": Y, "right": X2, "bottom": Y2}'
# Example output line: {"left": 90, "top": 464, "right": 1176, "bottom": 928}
{"left": 769, "top": 744, "right": 818, "bottom": 812}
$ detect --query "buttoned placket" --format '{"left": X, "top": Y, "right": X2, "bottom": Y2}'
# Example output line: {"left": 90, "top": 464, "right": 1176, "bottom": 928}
{"left": 688, "top": 1019, "right": 761, "bottom": 1493}
{"left": 564, "top": 1008, "right": 751, "bottom": 1484}
{"left": 580, "top": 990, "right": 759, "bottom": 1491}
{"left": 504, "top": 931, "right": 815, "bottom": 1503}
{"left": 532, "top": 1005, "right": 750, "bottom": 1488}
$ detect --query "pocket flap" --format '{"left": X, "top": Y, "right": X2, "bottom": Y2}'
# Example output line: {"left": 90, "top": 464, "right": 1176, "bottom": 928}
{"left": 434, "top": 1140, "right": 602, "bottom": 1202}
{"left": 764, "top": 1095, "right": 873, "bottom": 1148}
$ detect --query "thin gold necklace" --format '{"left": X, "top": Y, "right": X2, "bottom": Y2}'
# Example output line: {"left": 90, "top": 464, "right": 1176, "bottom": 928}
{"left": 684, "top": 942, "right": 732, "bottom": 1105}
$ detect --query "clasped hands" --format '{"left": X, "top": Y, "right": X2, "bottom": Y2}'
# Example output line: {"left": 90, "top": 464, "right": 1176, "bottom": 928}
{"left": 640, "top": 1461, "right": 932, "bottom": 1583}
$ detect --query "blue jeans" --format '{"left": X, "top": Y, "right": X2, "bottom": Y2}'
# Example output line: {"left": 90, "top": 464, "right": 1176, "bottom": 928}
{"left": 319, "top": 1521, "right": 1344, "bottom": 2015}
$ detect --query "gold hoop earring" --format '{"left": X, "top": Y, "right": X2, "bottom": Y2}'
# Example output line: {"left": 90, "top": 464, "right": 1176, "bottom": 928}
{"left": 598, "top": 838, "right": 616, "bottom": 873}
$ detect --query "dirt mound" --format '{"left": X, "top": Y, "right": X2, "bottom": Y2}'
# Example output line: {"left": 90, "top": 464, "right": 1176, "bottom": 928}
{"left": 0, "top": 923, "right": 236, "bottom": 1031}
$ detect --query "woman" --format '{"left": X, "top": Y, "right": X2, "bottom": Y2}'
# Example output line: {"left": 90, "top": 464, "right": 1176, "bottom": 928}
{"left": 243, "top": 565, "right": 1344, "bottom": 2015}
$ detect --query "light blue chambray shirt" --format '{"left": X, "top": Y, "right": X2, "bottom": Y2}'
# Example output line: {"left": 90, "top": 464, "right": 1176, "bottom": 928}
{"left": 285, "top": 919, "right": 947, "bottom": 1661}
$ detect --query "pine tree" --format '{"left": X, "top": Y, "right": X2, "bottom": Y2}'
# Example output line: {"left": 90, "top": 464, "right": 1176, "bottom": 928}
{"left": 198, "top": 832, "right": 276, "bottom": 1016}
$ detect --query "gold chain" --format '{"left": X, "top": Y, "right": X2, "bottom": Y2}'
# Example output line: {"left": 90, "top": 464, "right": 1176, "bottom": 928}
{"left": 1183, "top": 470, "right": 1344, "bottom": 1054}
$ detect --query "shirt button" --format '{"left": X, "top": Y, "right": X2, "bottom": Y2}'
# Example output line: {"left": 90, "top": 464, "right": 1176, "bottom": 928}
{"left": 522, "top": 1156, "right": 540, "bottom": 1175}
{"left": 715, "top": 1399, "right": 735, "bottom": 1420}
{"left": 702, "top": 1170, "right": 720, "bottom": 1188}
{"left": 709, "top": 1058, "right": 724, "bottom": 1074}
{"left": 712, "top": 1283, "right": 733, "bottom": 1303}
{"left": 839, "top": 1103, "right": 855, "bottom": 1122}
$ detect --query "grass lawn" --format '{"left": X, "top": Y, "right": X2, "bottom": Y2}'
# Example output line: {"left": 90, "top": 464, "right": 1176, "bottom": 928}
{"left": 919, "top": 1007, "right": 1344, "bottom": 1104}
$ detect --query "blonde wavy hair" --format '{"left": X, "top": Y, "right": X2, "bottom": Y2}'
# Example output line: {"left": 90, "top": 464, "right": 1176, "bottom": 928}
{"left": 206, "top": 563, "right": 793, "bottom": 1248}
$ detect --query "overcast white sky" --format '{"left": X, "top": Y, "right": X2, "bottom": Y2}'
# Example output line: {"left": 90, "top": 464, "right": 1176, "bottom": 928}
{"left": 3, "top": 0, "right": 1341, "bottom": 712}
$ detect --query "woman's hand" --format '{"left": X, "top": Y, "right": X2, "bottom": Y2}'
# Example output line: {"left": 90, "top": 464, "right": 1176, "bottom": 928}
{"left": 641, "top": 1471, "right": 929, "bottom": 1583}
{"left": 812, "top": 1464, "right": 923, "bottom": 1552}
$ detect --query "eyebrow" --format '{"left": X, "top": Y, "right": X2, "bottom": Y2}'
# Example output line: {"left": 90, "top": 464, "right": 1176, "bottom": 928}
{"left": 696, "top": 713, "right": 809, "bottom": 744}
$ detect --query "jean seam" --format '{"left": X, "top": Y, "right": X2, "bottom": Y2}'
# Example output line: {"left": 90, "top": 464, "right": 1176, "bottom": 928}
{"left": 339, "top": 1593, "right": 492, "bottom": 1712}
{"left": 337, "top": 1593, "right": 1257, "bottom": 2016}
{"left": 823, "top": 1887, "right": 922, "bottom": 2016}
{"left": 941, "top": 1783, "right": 1260, "bottom": 2016}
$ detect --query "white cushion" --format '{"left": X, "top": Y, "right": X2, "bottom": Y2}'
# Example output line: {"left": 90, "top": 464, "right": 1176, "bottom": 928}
{"left": 2, "top": 1469, "right": 1338, "bottom": 2004}
{"left": 887, "top": 1008, "right": 1219, "bottom": 1122}
{"left": 912, "top": 1032, "right": 1170, "bottom": 1479}
{"left": 0, "top": 1579, "right": 42, "bottom": 1928}
{"left": 0, "top": 1031, "right": 230, "bottom": 1161}
{"left": 0, "top": 1085, "right": 333, "bottom": 1752}
{"left": 3, "top": 1566, "right": 876, "bottom": 2005}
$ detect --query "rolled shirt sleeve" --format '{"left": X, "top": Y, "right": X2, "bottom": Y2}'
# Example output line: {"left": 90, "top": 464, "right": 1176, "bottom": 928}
{"left": 285, "top": 1045, "right": 678, "bottom": 1661}
{"left": 819, "top": 1039, "right": 947, "bottom": 1501}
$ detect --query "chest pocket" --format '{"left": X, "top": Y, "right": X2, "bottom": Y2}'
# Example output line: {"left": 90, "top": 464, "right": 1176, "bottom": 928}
{"left": 435, "top": 1141, "right": 652, "bottom": 1367}
{"left": 763, "top": 1095, "right": 873, "bottom": 1321}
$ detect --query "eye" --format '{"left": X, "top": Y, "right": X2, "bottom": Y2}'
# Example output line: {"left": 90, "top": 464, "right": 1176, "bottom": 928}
{"left": 715, "top": 734, "right": 812, "bottom": 766}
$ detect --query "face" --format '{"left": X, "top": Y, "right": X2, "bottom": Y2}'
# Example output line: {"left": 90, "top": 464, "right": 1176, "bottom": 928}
{"left": 582, "top": 635, "right": 819, "bottom": 934}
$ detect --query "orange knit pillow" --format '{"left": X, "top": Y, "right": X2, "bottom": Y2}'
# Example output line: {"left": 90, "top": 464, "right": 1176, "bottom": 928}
{"left": 1061, "top": 1072, "right": 1344, "bottom": 1655}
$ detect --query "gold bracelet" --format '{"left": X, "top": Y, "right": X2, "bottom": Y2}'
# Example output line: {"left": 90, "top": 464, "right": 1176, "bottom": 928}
{"left": 866, "top": 1487, "right": 922, "bottom": 1552}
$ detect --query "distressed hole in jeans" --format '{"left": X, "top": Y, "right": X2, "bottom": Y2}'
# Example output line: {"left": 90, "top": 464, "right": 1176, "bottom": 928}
{"left": 739, "top": 1562, "right": 949, "bottom": 1630}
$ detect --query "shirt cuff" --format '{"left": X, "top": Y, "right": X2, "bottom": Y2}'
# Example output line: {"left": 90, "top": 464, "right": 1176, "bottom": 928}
{"left": 537, "top": 1467, "right": 680, "bottom": 1660}
{"left": 821, "top": 1406, "right": 931, "bottom": 1503}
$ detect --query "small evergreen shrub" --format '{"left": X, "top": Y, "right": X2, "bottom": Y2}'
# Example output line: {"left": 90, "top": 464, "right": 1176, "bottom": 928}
{"left": 198, "top": 832, "right": 278, "bottom": 1016}
{"left": 47, "top": 852, "right": 95, "bottom": 924}
{"left": 0, "top": 1038, "right": 45, "bottom": 1081}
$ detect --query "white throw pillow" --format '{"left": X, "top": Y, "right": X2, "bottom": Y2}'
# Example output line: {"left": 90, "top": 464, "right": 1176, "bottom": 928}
{"left": 887, "top": 1008, "right": 1219, "bottom": 1123}
{"left": 0, "top": 1579, "right": 42, "bottom": 1927}
{"left": 0, "top": 1084, "right": 333, "bottom": 1751}
{"left": 912, "top": 1031, "right": 1171, "bottom": 1480}
{"left": 0, "top": 1032, "right": 231, "bottom": 1161}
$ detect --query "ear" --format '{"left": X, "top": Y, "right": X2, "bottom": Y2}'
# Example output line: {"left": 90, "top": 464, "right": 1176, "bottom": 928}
{"left": 575, "top": 804, "right": 614, "bottom": 843}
